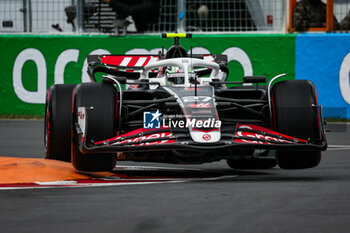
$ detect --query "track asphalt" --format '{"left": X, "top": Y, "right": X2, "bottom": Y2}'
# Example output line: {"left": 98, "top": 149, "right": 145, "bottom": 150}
{"left": 0, "top": 120, "right": 350, "bottom": 233}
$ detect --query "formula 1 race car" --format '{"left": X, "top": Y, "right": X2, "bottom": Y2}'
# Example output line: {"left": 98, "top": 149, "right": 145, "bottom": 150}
{"left": 44, "top": 33, "right": 327, "bottom": 171}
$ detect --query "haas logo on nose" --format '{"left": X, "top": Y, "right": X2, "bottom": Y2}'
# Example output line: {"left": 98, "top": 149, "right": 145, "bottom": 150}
{"left": 202, "top": 134, "right": 211, "bottom": 141}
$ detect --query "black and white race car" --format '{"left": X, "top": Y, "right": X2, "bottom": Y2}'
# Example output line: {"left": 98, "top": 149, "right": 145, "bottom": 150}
{"left": 45, "top": 33, "right": 327, "bottom": 171}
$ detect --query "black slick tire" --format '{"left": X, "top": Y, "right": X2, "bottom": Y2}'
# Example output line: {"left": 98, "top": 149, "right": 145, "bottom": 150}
{"left": 227, "top": 158, "right": 277, "bottom": 169}
{"left": 44, "top": 84, "right": 76, "bottom": 162}
{"left": 272, "top": 80, "right": 321, "bottom": 169}
{"left": 72, "top": 82, "right": 117, "bottom": 172}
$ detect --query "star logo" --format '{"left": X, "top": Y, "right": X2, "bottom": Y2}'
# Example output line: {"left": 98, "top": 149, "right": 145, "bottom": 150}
{"left": 150, "top": 110, "right": 162, "bottom": 122}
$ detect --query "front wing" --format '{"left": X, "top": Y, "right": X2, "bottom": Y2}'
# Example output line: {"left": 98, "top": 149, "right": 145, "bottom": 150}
{"left": 76, "top": 122, "right": 327, "bottom": 155}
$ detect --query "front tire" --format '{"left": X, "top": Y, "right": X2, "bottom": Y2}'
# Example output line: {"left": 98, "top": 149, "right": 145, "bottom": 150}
{"left": 72, "top": 82, "right": 117, "bottom": 171}
{"left": 272, "top": 80, "right": 321, "bottom": 169}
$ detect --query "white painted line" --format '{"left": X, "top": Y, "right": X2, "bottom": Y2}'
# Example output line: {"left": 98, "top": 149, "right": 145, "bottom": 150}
{"left": 328, "top": 149, "right": 350, "bottom": 151}
{"left": 114, "top": 165, "right": 198, "bottom": 171}
{"left": 0, "top": 175, "right": 239, "bottom": 191}
{"left": 328, "top": 145, "right": 350, "bottom": 150}
{"left": 328, "top": 145, "right": 350, "bottom": 148}
{"left": 0, "top": 181, "right": 184, "bottom": 190}
{"left": 36, "top": 181, "right": 78, "bottom": 185}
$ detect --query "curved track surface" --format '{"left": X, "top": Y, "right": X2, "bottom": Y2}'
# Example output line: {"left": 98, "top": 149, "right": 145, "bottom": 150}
{"left": 1, "top": 120, "right": 350, "bottom": 233}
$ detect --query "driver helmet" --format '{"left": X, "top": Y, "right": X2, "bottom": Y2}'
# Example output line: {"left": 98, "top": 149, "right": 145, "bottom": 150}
{"left": 165, "top": 66, "right": 196, "bottom": 85}
{"left": 166, "top": 66, "right": 184, "bottom": 84}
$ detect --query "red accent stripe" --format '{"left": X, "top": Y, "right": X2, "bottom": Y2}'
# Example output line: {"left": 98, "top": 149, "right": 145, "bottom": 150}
{"left": 94, "top": 127, "right": 171, "bottom": 144}
{"left": 126, "top": 57, "right": 138, "bottom": 67}
{"left": 143, "top": 56, "right": 151, "bottom": 66}
{"left": 237, "top": 124, "right": 308, "bottom": 142}
{"left": 101, "top": 56, "right": 126, "bottom": 66}
{"left": 101, "top": 55, "right": 157, "bottom": 67}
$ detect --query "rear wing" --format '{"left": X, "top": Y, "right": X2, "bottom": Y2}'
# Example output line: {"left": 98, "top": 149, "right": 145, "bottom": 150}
{"left": 88, "top": 55, "right": 159, "bottom": 69}
{"left": 87, "top": 54, "right": 228, "bottom": 82}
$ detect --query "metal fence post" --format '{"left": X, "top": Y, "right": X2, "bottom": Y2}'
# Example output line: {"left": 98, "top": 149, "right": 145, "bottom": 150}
{"left": 177, "top": 0, "right": 186, "bottom": 32}
{"left": 28, "top": 0, "right": 32, "bottom": 32}
{"left": 76, "top": 0, "right": 84, "bottom": 33}
{"left": 23, "top": 0, "right": 27, "bottom": 32}
{"left": 22, "top": 0, "right": 32, "bottom": 32}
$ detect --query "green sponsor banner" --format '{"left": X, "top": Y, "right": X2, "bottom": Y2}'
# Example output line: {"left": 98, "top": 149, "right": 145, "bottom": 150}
{"left": 0, "top": 34, "right": 295, "bottom": 115}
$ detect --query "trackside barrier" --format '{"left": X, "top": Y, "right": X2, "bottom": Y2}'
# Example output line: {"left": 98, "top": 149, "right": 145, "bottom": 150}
{"left": 0, "top": 34, "right": 294, "bottom": 115}
{"left": 1, "top": 33, "right": 349, "bottom": 119}
{"left": 295, "top": 34, "right": 350, "bottom": 119}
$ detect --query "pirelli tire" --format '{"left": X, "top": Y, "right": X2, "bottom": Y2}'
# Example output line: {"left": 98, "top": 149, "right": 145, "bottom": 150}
{"left": 272, "top": 80, "right": 321, "bottom": 169}
{"left": 45, "top": 84, "right": 76, "bottom": 162}
{"left": 72, "top": 82, "right": 117, "bottom": 172}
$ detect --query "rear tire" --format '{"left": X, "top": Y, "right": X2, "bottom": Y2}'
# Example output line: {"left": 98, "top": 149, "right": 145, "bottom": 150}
{"left": 72, "top": 82, "right": 117, "bottom": 171}
{"left": 44, "top": 84, "right": 75, "bottom": 162}
{"left": 272, "top": 80, "right": 321, "bottom": 169}
{"left": 276, "top": 151, "right": 321, "bottom": 170}
{"left": 227, "top": 158, "right": 277, "bottom": 169}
